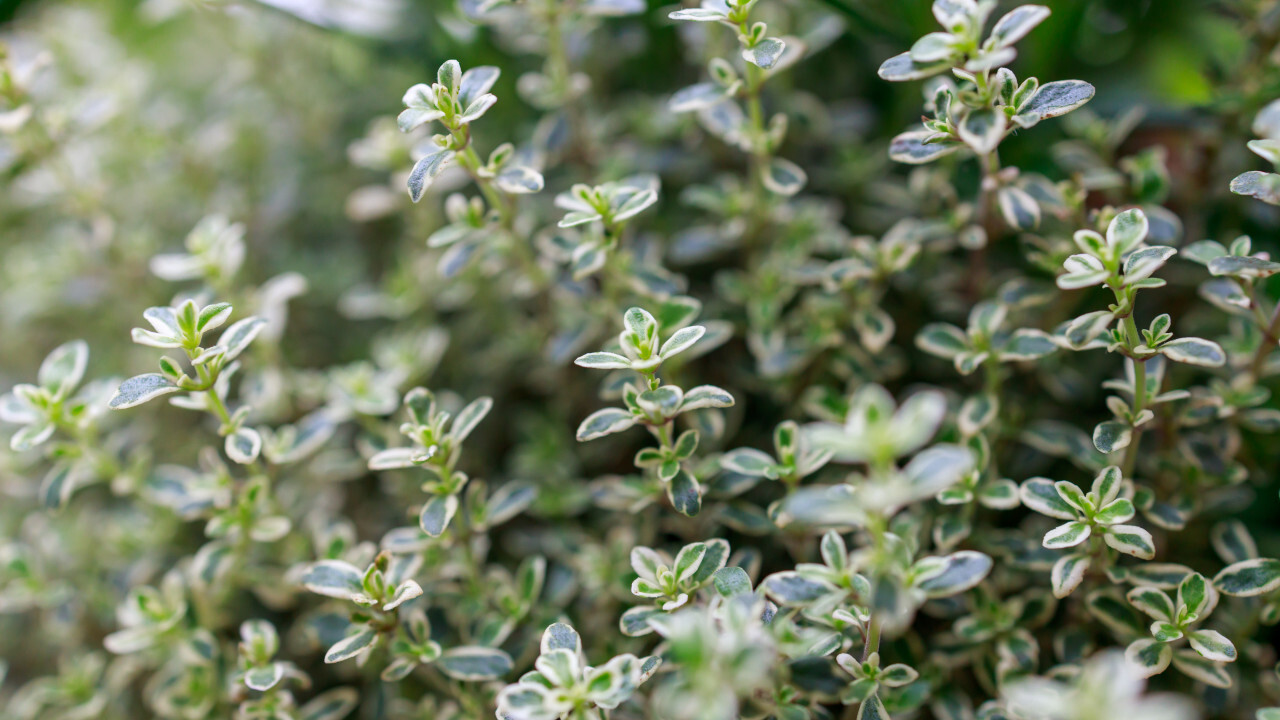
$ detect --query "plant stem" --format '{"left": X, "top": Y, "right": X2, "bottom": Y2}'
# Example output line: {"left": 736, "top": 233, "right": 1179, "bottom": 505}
{"left": 1120, "top": 314, "right": 1147, "bottom": 478}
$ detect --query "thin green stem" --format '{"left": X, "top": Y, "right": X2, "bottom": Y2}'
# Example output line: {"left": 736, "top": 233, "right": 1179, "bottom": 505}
{"left": 1120, "top": 314, "right": 1147, "bottom": 478}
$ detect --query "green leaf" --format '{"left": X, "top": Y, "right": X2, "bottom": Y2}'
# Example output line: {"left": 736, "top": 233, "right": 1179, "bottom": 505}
{"left": 1125, "top": 638, "right": 1172, "bottom": 678}
{"left": 668, "top": 469, "right": 702, "bottom": 517}
{"left": 109, "top": 374, "right": 181, "bottom": 410}
{"left": 1104, "top": 524, "right": 1156, "bottom": 560}
{"left": 957, "top": 108, "right": 1006, "bottom": 155}
{"left": 38, "top": 340, "right": 88, "bottom": 397}
{"left": 1187, "top": 629, "right": 1236, "bottom": 663}
{"left": 298, "top": 688, "right": 359, "bottom": 720}
{"left": 451, "top": 396, "right": 493, "bottom": 443}
{"left": 989, "top": 5, "right": 1050, "bottom": 47}
{"left": 1094, "top": 498, "right": 1135, "bottom": 525}
{"left": 437, "top": 647, "right": 513, "bottom": 680}
{"left": 1214, "top": 558, "right": 1280, "bottom": 597}
{"left": 1050, "top": 553, "right": 1091, "bottom": 598}
{"left": 761, "top": 157, "right": 807, "bottom": 196}
{"left": 720, "top": 448, "right": 777, "bottom": 477}
{"left": 916, "top": 323, "right": 969, "bottom": 359}
{"left": 1231, "top": 170, "right": 1280, "bottom": 205}
{"left": 764, "top": 571, "right": 834, "bottom": 605}
{"left": 888, "top": 130, "right": 964, "bottom": 164}
{"left": 1170, "top": 648, "right": 1232, "bottom": 688}
{"left": 878, "top": 51, "right": 950, "bottom": 81}
{"left": 620, "top": 606, "right": 661, "bottom": 636}
{"left": 1020, "top": 478, "right": 1077, "bottom": 520}
{"left": 659, "top": 325, "right": 705, "bottom": 360}
{"left": 575, "top": 352, "right": 632, "bottom": 369}
{"left": 1177, "top": 573, "right": 1209, "bottom": 617}
{"left": 419, "top": 494, "right": 459, "bottom": 537}
{"left": 713, "top": 566, "right": 753, "bottom": 597}
{"left": 1019, "top": 80, "right": 1095, "bottom": 124}
{"left": 407, "top": 150, "right": 455, "bottom": 203}
{"left": 1127, "top": 586, "right": 1175, "bottom": 621}
{"left": 576, "top": 408, "right": 637, "bottom": 441}
{"left": 1208, "top": 254, "right": 1280, "bottom": 278}
{"left": 1043, "top": 521, "right": 1090, "bottom": 549}
{"left": 301, "top": 560, "right": 364, "bottom": 600}
{"left": 1092, "top": 420, "right": 1132, "bottom": 454}
{"left": 997, "top": 186, "right": 1041, "bottom": 230}
{"left": 743, "top": 37, "right": 786, "bottom": 69}
{"left": 916, "top": 551, "right": 992, "bottom": 598}
{"left": 325, "top": 627, "right": 378, "bottom": 663}
{"left": 1159, "top": 338, "right": 1225, "bottom": 367}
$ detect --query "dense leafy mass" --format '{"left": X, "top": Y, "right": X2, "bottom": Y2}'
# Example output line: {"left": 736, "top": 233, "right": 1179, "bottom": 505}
{"left": 2, "top": 1, "right": 1280, "bottom": 719}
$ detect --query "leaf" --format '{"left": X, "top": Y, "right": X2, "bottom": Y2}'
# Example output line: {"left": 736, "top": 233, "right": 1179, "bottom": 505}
{"left": 1188, "top": 630, "right": 1236, "bottom": 663}
{"left": 761, "top": 157, "right": 807, "bottom": 195}
{"left": 325, "top": 628, "right": 378, "bottom": 663}
{"left": 997, "top": 186, "right": 1041, "bottom": 230}
{"left": 1125, "top": 639, "right": 1172, "bottom": 678}
{"left": 576, "top": 408, "right": 637, "bottom": 441}
{"left": 957, "top": 108, "right": 1006, "bottom": 155}
{"left": 1000, "top": 329, "right": 1056, "bottom": 361}
{"left": 679, "top": 385, "right": 735, "bottom": 411}
{"left": 1123, "top": 246, "right": 1177, "bottom": 284}
{"left": 1159, "top": 338, "right": 1225, "bottom": 368}
{"left": 109, "top": 374, "right": 181, "bottom": 410}
{"left": 713, "top": 566, "right": 753, "bottom": 597}
{"left": 542, "top": 622, "right": 582, "bottom": 654}
{"left": 670, "top": 82, "right": 728, "bottom": 113}
{"left": 620, "top": 606, "right": 662, "bottom": 636}
{"left": 1214, "top": 558, "right": 1280, "bottom": 597}
{"left": 225, "top": 427, "right": 263, "bottom": 465}
{"left": 668, "top": 8, "right": 728, "bottom": 21}
{"left": 1093, "top": 420, "right": 1132, "bottom": 454}
{"left": 917, "top": 551, "right": 992, "bottom": 598}
{"left": 437, "top": 646, "right": 513, "bottom": 680}
{"left": 668, "top": 469, "right": 701, "bottom": 517}
{"left": 1020, "top": 478, "right": 1078, "bottom": 520}
{"left": 38, "top": 340, "right": 88, "bottom": 397}
{"left": 1207, "top": 255, "right": 1280, "bottom": 278}
{"left": 1177, "top": 573, "right": 1210, "bottom": 617}
{"left": 301, "top": 560, "right": 364, "bottom": 599}
{"left": 1104, "top": 525, "right": 1156, "bottom": 560}
{"left": 720, "top": 448, "right": 778, "bottom": 477}
{"left": 1043, "top": 521, "right": 1091, "bottom": 549}
{"left": 407, "top": 150, "right": 455, "bottom": 203}
{"left": 1231, "top": 170, "right": 1280, "bottom": 205}
{"left": 574, "top": 352, "right": 632, "bottom": 370}
{"left": 660, "top": 325, "right": 705, "bottom": 359}
{"left": 1170, "top": 649, "right": 1232, "bottom": 688}
{"left": 916, "top": 323, "right": 969, "bottom": 359}
{"left": 1019, "top": 80, "right": 1095, "bottom": 123}
{"left": 888, "top": 130, "right": 964, "bottom": 164}
{"left": 419, "top": 494, "right": 459, "bottom": 537}
{"left": 451, "top": 396, "right": 493, "bottom": 443}
{"left": 743, "top": 37, "right": 786, "bottom": 70}
{"left": 990, "top": 5, "right": 1050, "bottom": 47}
{"left": 398, "top": 85, "right": 443, "bottom": 132}
{"left": 459, "top": 66, "right": 501, "bottom": 105}
{"left": 244, "top": 662, "right": 285, "bottom": 691}
{"left": 219, "top": 316, "right": 267, "bottom": 361}
{"left": 878, "top": 51, "right": 950, "bottom": 81}
{"left": 298, "top": 688, "right": 359, "bottom": 720}
{"left": 1127, "top": 586, "right": 1175, "bottom": 621}
{"left": 858, "top": 693, "right": 890, "bottom": 720}
{"left": 494, "top": 166, "right": 545, "bottom": 195}
{"left": 764, "top": 571, "right": 834, "bottom": 605}
{"left": 1051, "top": 553, "right": 1091, "bottom": 598}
